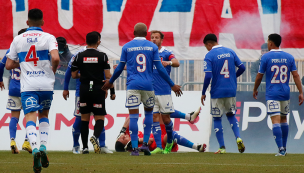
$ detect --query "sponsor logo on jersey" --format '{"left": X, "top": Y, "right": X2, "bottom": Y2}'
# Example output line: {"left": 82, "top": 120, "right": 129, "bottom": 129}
{"left": 93, "top": 104, "right": 102, "bottom": 108}
{"left": 80, "top": 103, "right": 87, "bottom": 107}
{"left": 217, "top": 53, "right": 230, "bottom": 59}
{"left": 23, "top": 33, "right": 42, "bottom": 37}
{"left": 26, "top": 71, "right": 45, "bottom": 77}
{"left": 83, "top": 57, "right": 98, "bottom": 63}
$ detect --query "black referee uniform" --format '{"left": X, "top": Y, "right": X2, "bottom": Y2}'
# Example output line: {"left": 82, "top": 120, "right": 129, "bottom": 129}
{"left": 71, "top": 48, "right": 110, "bottom": 115}
{"left": 71, "top": 47, "right": 110, "bottom": 152}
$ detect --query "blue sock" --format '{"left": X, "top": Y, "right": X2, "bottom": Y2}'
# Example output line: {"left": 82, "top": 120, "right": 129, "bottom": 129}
{"left": 170, "top": 110, "right": 186, "bottom": 119}
{"left": 25, "top": 134, "right": 28, "bottom": 140}
{"left": 129, "top": 114, "right": 139, "bottom": 148}
{"left": 214, "top": 117, "right": 225, "bottom": 148}
{"left": 152, "top": 122, "right": 162, "bottom": 148}
{"left": 281, "top": 122, "right": 288, "bottom": 149}
{"left": 72, "top": 116, "right": 81, "bottom": 147}
{"left": 165, "top": 120, "right": 174, "bottom": 144}
{"left": 143, "top": 111, "right": 153, "bottom": 144}
{"left": 227, "top": 114, "right": 241, "bottom": 139}
{"left": 9, "top": 117, "right": 19, "bottom": 139}
{"left": 173, "top": 131, "right": 194, "bottom": 148}
{"left": 99, "top": 127, "right": 105, "bottom": 147}
{"left": 273, "top": 123, "right": 283, "bottom": 149}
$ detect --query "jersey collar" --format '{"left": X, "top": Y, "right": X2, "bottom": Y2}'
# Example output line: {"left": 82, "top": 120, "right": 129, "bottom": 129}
{"left": 212, "top": 45, "right": 223, "bottom": 49}
{"left": 26, "top": 27, "right": 43, "bottom": 32}
{"left": 270, "top": 49, "right": 282, "bottom": 52}
{"left": 159, "top": 46, "right": 165, "bottom": 53}
{"left": 133, "top": 37, "right": 146, "bottom": 40}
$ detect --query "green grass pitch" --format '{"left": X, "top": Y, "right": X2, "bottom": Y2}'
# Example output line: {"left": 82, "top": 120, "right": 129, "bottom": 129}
{"left": 0, "top": 151, "right": 303, "bottom": 173}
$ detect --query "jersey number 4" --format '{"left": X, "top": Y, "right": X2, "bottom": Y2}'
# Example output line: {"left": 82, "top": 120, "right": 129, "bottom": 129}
{"left": 136, "top": 54, "right": 146, "bottom": 72}
{"left": 25, "top": 45, "right": 39, "bottom": 66}
{"left": 271, "top": 65, "right": 288, "bottom": 83}
{"left": 220, "top": 60, "right": 229, "bottom": 78}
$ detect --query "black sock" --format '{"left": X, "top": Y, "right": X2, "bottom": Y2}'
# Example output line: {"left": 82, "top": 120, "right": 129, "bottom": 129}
{"left": 81, "top": 121, "right": 89, "bottom": 149}
{"left": 93, "top": 120, "right": 104, "bottom": 138}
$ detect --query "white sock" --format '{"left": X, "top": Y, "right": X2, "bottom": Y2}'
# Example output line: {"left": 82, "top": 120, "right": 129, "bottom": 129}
{"left": 26, "top": 125, "right": 38, "bottom": 150}
{"left": 192, "top": 144, "right": 198, "bottom": 150}
{"left": 39, "top": 121, "right": 50, "bottom": 146}
{"left": 185, "top": 113, "right": 191, "bottom": 120}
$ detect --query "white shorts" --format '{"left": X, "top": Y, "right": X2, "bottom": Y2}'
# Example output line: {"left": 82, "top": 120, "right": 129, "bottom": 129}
{"left": 211, "top": 97, "right": 236, "bottom": 117}
{"left": 153, "top": 95, "right": 174, "bottom": 114}
{"left": 6, "top": 96, "right": 22, "bottom": 111}
{"left": 267, "top": 100, "right": 289, "bottom": 117}
{"left": 74, "top": 97, "right": 80, "bottom": 116}
{"left": 125, "top": 90, "right": 155, "bottom": 109}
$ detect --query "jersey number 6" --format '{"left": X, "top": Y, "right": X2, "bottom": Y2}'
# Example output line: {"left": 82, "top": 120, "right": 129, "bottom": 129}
{"left": 25, "top": 45, "right": 39, "bottom": 66}
{"left": 136, "top": 54, "right": 146, "bottom": 72}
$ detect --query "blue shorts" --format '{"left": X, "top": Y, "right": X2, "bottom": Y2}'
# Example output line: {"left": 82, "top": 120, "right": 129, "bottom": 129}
{"left": 21, "top": 91, "right": 54, "bottom": 115}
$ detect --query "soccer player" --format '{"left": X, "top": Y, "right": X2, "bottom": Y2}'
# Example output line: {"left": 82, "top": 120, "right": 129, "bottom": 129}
{"left": 63, "top": 33, "right": 113, "bottom": 154}
{"left": 6, "top": 8, "right": 60, "bottom": 172}
{"left": 0, "top": 28, "right": 32, "bottom": 154}
{"left": 115, "top": 116, "right": 206, "bottom": 152}
{"left": 201, "top": 34, "right": 246, "bottom": 154}
{"left": 102, "top": 23, "right": 182, "bottom": 156}
{"left": 71, "top": 32, "right": 114, "bottom": 154}
{"left": 253, "top": 33, "right": 304, "bottom": 156}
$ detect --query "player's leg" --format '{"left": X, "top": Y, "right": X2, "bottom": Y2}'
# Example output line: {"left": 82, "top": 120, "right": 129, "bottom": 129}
{"left": 125, "top": 90, "right": 142, "bottom": 156}
{"left": 72, "top": 97, "right": 81, "bottom": 154}
{"left": 99, "top": 127, "right": 112, "bottom": 153}
{"left": 225, "top": 97, "right": 244, "bottom": 153}
{"left": 172, "top": 131, "right": 206, "bottom": 152}
{"left": 80, "top": 113, "right": 90, "bottom": 154}
{"left": 267, "top": 100, "right": 285, "bottom": 156}
{"left": 280, "top": 100, "right": 289, "bottom": 153}
{"left": 90, "top": 115, "right": 104, "bottom": 154}
{"left": 211, "top": 98, "right": 226, "bottom": 154}
{"left": 170, "top": 107, "right": 201, "bottom": 124}
{"left": 150, "top": 96, "right": 162, "bottom": 154}
{"left": 9, "top": 111, "right": 20, "bottom": 154}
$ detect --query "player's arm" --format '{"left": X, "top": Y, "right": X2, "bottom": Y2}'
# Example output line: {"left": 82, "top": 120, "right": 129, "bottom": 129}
{"left": 162, "top": 54, "right": 180, "bottom": 67}
{"left": 63, "top": 66, "right": 72, "bottom": 100}
{"left": 104, "top": 69, "right": 116, "bottom": 100}
{"left": 50, "top": 49, "right": 60, "bottom": 74}
{"left": 6, "top": 41, "right": 20, "bottom": 70}
{"left": 201, "top": 72, "right": 212, "bottom": 106}
{"left": 236, "top": 64, "right": 246, "bottom": 78}
{"left": 71, "top": 54, "right": 81, "bottom": 79}
{"left": 253, "top": 55, "right": 266, "bottom": 99}
{"left": 292, "top": 71, "right": 304, "bottom": 105}
{"left": 0, "top": 54, "right": 7, "bottom": 90}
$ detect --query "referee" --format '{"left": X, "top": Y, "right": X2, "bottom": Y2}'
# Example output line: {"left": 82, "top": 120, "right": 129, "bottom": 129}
{"left": 71, "top": 31, "right": 115, "bottom": 154}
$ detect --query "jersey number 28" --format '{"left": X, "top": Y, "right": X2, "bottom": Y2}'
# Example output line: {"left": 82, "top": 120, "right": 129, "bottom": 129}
{"left": 25, "top": 45, "right": 39, "bottom": 66}
{"left": 271, "top": 65, "right": 288, "bottom": 83}
{"left": 136, "top": 54, "right": 146, "bottom": 72}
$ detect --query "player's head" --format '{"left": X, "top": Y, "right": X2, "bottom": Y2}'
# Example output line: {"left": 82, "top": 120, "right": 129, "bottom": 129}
{"left": 134, "top": 23, "right": 147, "bottom": 37}
{"left": 150, "top": 30, "right": 164, "bottom": 48}
{"left": 27, "top": 8, "right": 44, "bottom": 27}
{"left": 115, "top": 134, "right": 131, "bottom": 152}
{"left": 18, "top": 28, "right": 27, "bottom": 35}
{"left": 267, "top": 33, "right": 281, "bottom": 50}
{"left": 203, "top": 34, "right": 218, "bottom": 51}
{"left": 86, "top": 31, "right": 101, "bottom": 47}
{"left": 261, "top": 43, "right": 268, "bottom": 55}
{"left": 56, "top": 37, "right": 67, "bottom": 54}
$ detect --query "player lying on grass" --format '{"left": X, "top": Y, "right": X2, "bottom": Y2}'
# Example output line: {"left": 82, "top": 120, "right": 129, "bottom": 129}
{"left": 115, "top": 116, "right": 206, "bottom": 153}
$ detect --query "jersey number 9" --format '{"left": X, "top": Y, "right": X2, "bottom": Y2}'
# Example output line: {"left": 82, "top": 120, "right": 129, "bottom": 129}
{"left": 136, "top": 54, "right": 146, "bottom": 72}
{"left": 25, "top": 45, "right": 39, "bottom": 66}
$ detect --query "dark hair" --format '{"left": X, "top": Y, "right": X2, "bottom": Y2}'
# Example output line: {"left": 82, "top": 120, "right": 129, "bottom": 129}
{"left": 91, "top": 31, "right": 101, "bottom": 39}
{"left": 115, "top": 141, "right": 125, "bottom": 152}
{"left": 203, "top": 34, "right": 217, "bottom": 44}
{"left": 86, "top": 32, "right": 99, "bottom": 46}
{"left": 56, "top": 37, "right": 67, "bottom": 45}
{"left": 150, "top": 30, "right": 164, "bottom": 39}
{"left": 18, "top": 28, "right": 27, "bottom": 35}
{"left": 268, "top": 34, "right": 281, "bottom": 47}
{"left": 28, "top": 8, "right": 43, "bottom": 21}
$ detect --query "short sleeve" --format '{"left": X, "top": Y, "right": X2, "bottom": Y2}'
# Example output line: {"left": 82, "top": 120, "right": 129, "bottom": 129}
{"left": 204, "top": 54, "right": 212, "bottom": 72}
{"left": 6, "top": 41, "right": 18, "bottom": 61}
{"left": 290, "top": 56, "right": 297, "bottom": 71}
{"left": 48, "top": 35, "right": 58, "bottom": 52}
{"left": 153, "top": 47, "right": 161, "bottom": 61}
{"left": 232, "top": 51, "right": 242, "bottom": 67}
{"left": 103, "top": 54, "right": 110, "bottom": 70}
{"left": 120, "top": 47, "right": 127, "bottom": 62}
{"left": 258, "top": 55, "right": 267, "bottom": 74}
{"left": 71, "top": 54, "right": 79, "bottom": 72}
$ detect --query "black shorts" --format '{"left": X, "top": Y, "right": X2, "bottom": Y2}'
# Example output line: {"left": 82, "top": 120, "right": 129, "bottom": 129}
{"left": 79, "top": 84, "right": 106, "bottom": 115}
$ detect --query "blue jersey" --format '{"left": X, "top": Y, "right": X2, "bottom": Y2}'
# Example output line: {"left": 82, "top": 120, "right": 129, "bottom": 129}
{"left": 153, "top": 47, "right": 175, "bottom": 95}
{"left": 204, "top": 45, "right": 243, "bottom": 99}
{"left": 121, "top": 37, "right": 160, "bottom": 91}
{"left": 0, "top": 49, "right": 21, "bottom": 97}
{"left": 258, "top": 50, "right": 297, "bottom": 101}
